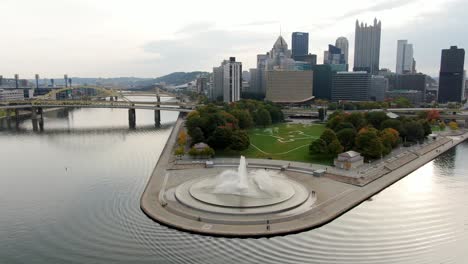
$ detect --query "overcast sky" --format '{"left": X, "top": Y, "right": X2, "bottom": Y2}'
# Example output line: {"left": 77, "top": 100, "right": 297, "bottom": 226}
{"left": 1, "top": 0, "right": 466, "bottom": 78}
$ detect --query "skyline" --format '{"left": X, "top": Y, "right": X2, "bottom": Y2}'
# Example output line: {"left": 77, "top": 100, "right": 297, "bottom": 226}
{"left": 1, "top": 0, "right": 466, "bottom": 78}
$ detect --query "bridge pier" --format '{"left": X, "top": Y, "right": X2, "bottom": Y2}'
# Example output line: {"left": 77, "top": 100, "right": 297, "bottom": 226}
{"left": 31, "top": 107, "right": 44, "bottom": 131}
{"left": 154, "top": 91, "right": 161, "bottom": 127}
{"left": 128, "top": 108, "right": 136, "bottom": 128}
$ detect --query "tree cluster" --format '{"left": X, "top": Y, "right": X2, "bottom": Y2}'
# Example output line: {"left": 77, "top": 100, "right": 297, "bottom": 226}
{"left": 311, "top": 110, "right": 432, "bottom": 160}
{"left": 185, "top": 100, "right": 283, "bottom": 152}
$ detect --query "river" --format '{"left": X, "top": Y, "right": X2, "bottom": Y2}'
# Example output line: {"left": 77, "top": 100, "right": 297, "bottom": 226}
{"left": 1, "top": 100, "right": 467, "bottom": 263}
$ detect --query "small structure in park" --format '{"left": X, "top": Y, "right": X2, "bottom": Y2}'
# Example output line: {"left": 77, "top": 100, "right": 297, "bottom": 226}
{"left": 193, "top": 142, "right": 209, "bottom": 151}
{"left": 334, "top": 151, "right": 364, "bottom": 170}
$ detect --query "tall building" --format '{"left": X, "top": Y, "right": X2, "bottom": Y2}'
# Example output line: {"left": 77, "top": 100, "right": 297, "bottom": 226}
{"left": 353, "top": 19, "right": 381, "bottom": 74}
{"left": 335, "top": 37, "right": 349, "bottom": 65}
{"left": 222, "top": 57, "right": 242, "bottom": 103}
{"left": 331, "top": 72, "right": 371, "bottom": 101}
{"left": 438, "top": 46, "right": 465, "bottom": 103}
{"left": 396, "top": 40, "right": 414, "bottom": 74}
{"left": 324, "top": 45, "right": 346, "bottom": 65}
{"left": 266, "top": 36, "right": 295, "bottom": 70}
{"left": 312, "top": 64, "right": 347, "bottom": 100}
{"left": 291, "top": 32, "right": 309, "bottom": 60}
{"left": 265, "top": 71, "right": 314, "bottom": 103}
{"left": 212, "top": 66, "right": 224, "bottom": 101}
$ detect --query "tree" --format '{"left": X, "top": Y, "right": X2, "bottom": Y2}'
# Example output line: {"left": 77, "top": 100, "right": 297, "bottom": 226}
{"left": 309, "top": 139, "right": 328, "bottom": 154}
{"left": 328, "top": 139, "right": 344, "bottom": 156}
{"left": 328, "top": 102, "right": 338, "bottom": 110}
{"left": 334, "top": 122, "right": 355, "bottom": 132}
{"left": 174, "top": 146, "right": 185, "bottom": 158}
{"left": 402, "top": 121, "right": 425, "bottom": 142}
{"left": 230, "top": 130, "right": 250, "bottom": 151}
{"left": 230, "top": 109, "right": 254, "bottom": 129}
{"left": 381, "top": 119, "right": 403, "bottom": 134}
{"left": 355, "top": 130, "right": 384, "bottom": 159}
{"left": 394, "top": 97, "right": 412, "bottom": 108}
{"left": 366, "top": 111, "right": 388, "bottom": 128}
{"left": 255, "top": 108, "right": 272, "bottom": 127}
{"left": 344, "top": 112, "right": 366, "bottom": 130}
{"left": 177, "top": 130, "right": 187, "bottom": 146}
{"left": 420, "top": 120, "right": 432, "bottom": 136}
{"left": 448, "top": 121, "right": 459, "bottom": 130}
{"left": 439, "top": 121, "right": 446, "bottom": 131}
{"left": 320, "top": 129, "right": 338, "bottom": 145}
{"left": 379, "top": 128, "right": 400, "bottom": 148}
{"left": 337, "top": 128, "right": 357, "bottom": 151}
{"left": 426, "top": 109, "right": 440, "bottom": 121}
{"left": 207, "top": 127, "right": 233, "bottom": 149}
{"left": 188, "top": 127, "right": 204, "bottom": 145}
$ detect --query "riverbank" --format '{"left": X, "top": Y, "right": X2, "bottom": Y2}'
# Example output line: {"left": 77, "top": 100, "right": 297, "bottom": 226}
{"left": 140, "top": 114, "right": 468, "bottom": 237}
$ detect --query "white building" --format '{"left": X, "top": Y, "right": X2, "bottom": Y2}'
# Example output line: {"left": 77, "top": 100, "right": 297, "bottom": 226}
{"left": 0, "top": 89, "right": 24, "bottom": 101}
{"left": 335, "top": 37, "right": 349, "bottom": 65}
{"left": 222, "top": 57, "right": 242, "bottom": 103}
{"left": 334, "top": 151, "right": 364, "bottom": 170}
{"left": 396, "top": 40, "right": 414, "bottom": 74}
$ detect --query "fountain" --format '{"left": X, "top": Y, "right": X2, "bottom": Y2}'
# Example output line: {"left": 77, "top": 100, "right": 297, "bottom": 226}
{"left": 174, "top": 156, "right": 312, "bottom": 212}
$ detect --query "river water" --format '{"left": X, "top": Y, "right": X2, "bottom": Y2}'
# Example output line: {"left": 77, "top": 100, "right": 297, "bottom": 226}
{"left": 1, "top": 101, "right": 467, "bottom": 263}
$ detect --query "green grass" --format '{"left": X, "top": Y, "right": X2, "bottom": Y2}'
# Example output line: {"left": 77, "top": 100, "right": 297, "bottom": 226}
{"left": 217, "top": 123, "right": 332, "bottom": 164}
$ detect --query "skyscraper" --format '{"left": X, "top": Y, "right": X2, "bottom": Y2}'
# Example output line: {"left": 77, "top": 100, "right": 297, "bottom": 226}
{"left": 353, "top": 19, "right": 381, "bottom": 74}
{"left": 222, "top": 57, "right": 242, "bottom": 103}
{"left": 335, "top": 37, "right": 349, "bottom": 65}
{"left": 396, "top": 40, "right": 414, "bottom": 74}
{"left": 291, "top": 32, "right": 309, "bottom": 60}
{"left": 324, "top": 45, "right": 345, "bottom": 65}
{"left": 438, "top": 46, "right": 465, "bottom": 103}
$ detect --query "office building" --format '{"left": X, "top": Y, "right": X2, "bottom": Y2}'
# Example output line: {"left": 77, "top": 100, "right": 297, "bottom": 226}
{"left": 312, "top": 64, "right": 347, "bottom": 100}
{"left": 396, "top": 40, "right": 414, "bottom": 74}
{"left": 370, "top": 75, "right": 388, "bottom": 101}
{"left": 324, "top": 44, "right": 346, "bottom": 65}
{"left": 335, "top": 37, "right": 349, "bottom": 65}
{"left": 438, "top": 46, "right": 465, "bottom": 103}
{"left": 353, "top": 19, "right": 381, "bottom": 74}
{"left": 212, "top": 66, "right": 224, "bottom": 101}
{"left": 293, "top": 54, "right": 317, "bottom": 65}
{"left": 292, "top": 32, "right": 309, "bottom": 60}
{"left": 266, "top": 36, "right": 295, "bottom": 70}
{"left": 387, "top": 73, "right": 428, "bottom": 94}
{"left": 331, "top": 72, "right": 371, "bottom": 101}
{"left": 265, "top": 71, "right": 314, "bottom": 103}
{"left": 222, "top": 57, "right": 242, "bottom": 103}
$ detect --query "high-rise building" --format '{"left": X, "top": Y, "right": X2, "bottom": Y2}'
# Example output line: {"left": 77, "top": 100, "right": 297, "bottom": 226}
{"left": 311, "top": 64, "right": 347, "bottom": 100}
{"left": 335, "top": 37, "right": 349, "bottom": 65}
{"left": 353, "top": 19, "right": 381, "bottom": 74}
{"left": 265, "top": 71, "right": 314, "bottom": 103}
{"left": 212, "top": 66, "right": 224, "bottom": 101}
{"left": 324, "top": 45, "right": 346, "bottom": 65}
{"left": 331, "top": 72, "right": 371, "bottom": 101}
{"left": 222, "top": 57, "right": 242, "bottom": 103}
{"left": 438, "top": 46, "right": 465, "bottom": 103}
{"left": 291, "top": 32, "right": 309, "bottom": 60}
{"left": 396, "top": 40, "right": 414, "bottom": 74}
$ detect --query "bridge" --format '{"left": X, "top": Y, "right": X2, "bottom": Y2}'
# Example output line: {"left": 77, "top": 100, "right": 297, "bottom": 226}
{"left": 0, "top": 86, "right": 196, "bottom": 131}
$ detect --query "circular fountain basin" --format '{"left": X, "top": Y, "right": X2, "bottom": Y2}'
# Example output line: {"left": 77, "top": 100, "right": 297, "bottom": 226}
{"left": 189, "top": 176, "right": 296, "bottom": 208}
{"left": 174, "top": 176, "right": 311, "bottom": 215}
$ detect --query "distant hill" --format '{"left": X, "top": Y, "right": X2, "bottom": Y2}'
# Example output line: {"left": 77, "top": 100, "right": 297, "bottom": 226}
{"left": 154, "top": 71, "right": 209, "bottom": 86}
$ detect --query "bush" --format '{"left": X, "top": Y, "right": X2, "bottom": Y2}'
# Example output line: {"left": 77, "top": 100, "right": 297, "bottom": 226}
{"left": 188, "top": 146, "right": 215, "bottom": 158}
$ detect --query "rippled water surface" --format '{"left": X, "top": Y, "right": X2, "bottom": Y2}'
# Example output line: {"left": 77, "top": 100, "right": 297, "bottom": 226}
{"left": 1, "top": 102, "right": 468, "bottom": 263}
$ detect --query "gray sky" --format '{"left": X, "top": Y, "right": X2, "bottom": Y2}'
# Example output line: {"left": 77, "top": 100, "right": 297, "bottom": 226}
{"left": 1, "top": 0, "right": 466, "bottom": 78}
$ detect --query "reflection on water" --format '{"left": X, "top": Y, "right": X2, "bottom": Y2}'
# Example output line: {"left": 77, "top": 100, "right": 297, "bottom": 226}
{"left": 0, "top": 102, "right": 468, "bottom": 263}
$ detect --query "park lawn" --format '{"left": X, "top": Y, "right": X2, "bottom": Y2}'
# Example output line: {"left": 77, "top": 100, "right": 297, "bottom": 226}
{"left": 218, "top": 123, "right": 333, "bottom": 165}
